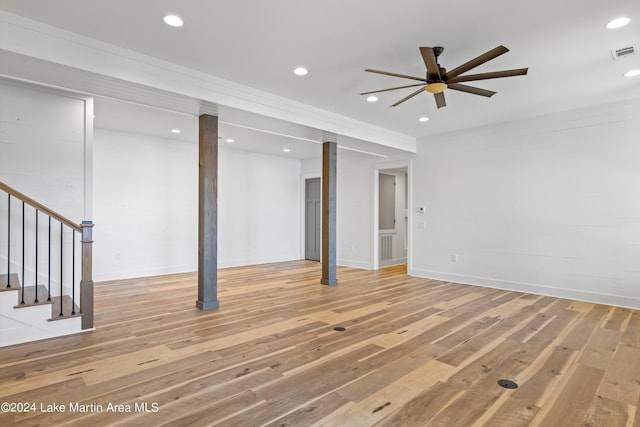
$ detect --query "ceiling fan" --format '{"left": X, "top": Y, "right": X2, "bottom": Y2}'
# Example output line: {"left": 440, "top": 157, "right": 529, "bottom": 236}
{"left": 361, "top": 45, "right": 528, "bottom": 109}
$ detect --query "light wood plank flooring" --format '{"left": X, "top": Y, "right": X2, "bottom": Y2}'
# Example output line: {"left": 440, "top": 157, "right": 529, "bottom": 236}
{"left": 1, "top": 261, "right": 639, "bottom": 426}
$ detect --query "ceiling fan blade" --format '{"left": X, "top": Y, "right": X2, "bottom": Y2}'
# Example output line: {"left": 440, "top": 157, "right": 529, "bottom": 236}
{"left": 391, "top": 87, "right": 426, "bottom": 107}
{"left": 434, "top": 92, "right": 446, "bottom": 109}
{"left": 365, "top": 69, "right": 427, "bottom": 82}
{"left": 360, "top": 83, "right": 426, "bottom": 95}
{"left": 448, "top": 68, "right": 528, "bottom": 84}
{"left": 419, "top": 47, "right": 440, "bottom": 79}
{"left": 447, "top": 83, "right": 496, "bottom": 97}
{"left": 446, "top": 45, "right": 509, "bottom": 79}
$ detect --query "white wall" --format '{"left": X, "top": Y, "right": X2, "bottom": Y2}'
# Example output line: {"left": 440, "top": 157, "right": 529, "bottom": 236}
{"left": 0, "top": 81, "right": 88, "bottom": 219}
{"left": 410, "top": 99, "right": 640, "bottom": 309}
{"left": 93, "top": 129, "right": 198, "bottom": 281}
{"left": 93, "top": 128, "right": 302, "bottom": 281}
{"left": 218, "top": 148, "right": 301, "bottom": 268}
{"left": 0, "top": 81, "right": 89, "bottom": 292}
{"left": 336, "top": 151, "right": 374, "bottom": 269}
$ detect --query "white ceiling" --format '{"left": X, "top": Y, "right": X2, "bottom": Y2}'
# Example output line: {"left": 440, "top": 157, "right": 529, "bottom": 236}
{"left": 1, "top": 0, "right": 639, "bottom": 155}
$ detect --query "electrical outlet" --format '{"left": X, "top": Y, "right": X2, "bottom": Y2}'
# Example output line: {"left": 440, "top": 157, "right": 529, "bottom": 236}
{"left": 451, "top": 254, "right": 458, "bottom": 262}
{"left": 418, "top": 222, "right": 426, "bottom": 229}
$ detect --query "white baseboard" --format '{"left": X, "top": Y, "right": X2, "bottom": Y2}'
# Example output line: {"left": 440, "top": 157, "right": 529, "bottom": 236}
{"left": 93, "top": 255, "right": 303, "bottom": 282}
{"left": 93, "top": 264, "right": 197, "bottom": 282}
{"left": 408, "top": 268, "right": 640, "bottom": 310}
{"left": 379, "top": 257, "right": 407, "bottom": 268}
{"left": 337, "top": 259, "right": 373, "bottom": 270}
{"left": 219, "top": 254, "right": 301, "bottom": 269}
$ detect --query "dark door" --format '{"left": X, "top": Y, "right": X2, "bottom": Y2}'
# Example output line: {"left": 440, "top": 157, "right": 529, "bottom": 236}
{"left": 305, "top": 178, "right": 321, "bottom": 261}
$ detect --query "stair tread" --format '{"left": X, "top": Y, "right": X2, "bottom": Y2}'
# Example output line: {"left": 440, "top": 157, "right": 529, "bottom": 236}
{"left": 6, "top": 281, "right": 82, "bottom": 320}
{"left": 2, "top": 274, "right": 82, "bottom": 323}
{"left": 49, "top": 295, "right": 83, "bottom": 321}
{"left": 13, "top": 285, "right": 51, "bottom": 307}
{"left": 0, "top": 273, "right": 20, "bottom": 291}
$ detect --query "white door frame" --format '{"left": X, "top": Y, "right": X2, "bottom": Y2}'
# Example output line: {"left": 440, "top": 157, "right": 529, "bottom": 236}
{"left": 371, "top": 159, "right": 412, "bottom": 271}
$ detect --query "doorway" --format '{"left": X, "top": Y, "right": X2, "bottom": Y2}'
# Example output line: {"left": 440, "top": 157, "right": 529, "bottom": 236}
{"left": 372, "top": 161, "right": 411, "bottom": 271}
{"left": 305, "top": 177, "right": 321, "bottom": 261}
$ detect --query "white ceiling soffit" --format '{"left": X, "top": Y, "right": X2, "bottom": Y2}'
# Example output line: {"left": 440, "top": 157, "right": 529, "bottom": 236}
{"left": 0, "top": 57, "right": 401, "bottom": 161}
{"left": 0, "top": 11, "right": 416, "bottom": 153}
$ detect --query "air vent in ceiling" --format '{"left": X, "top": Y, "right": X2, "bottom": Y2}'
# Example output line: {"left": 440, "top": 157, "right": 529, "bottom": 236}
{"left": 611, "top": 44, "right": 637, "bottom": 60}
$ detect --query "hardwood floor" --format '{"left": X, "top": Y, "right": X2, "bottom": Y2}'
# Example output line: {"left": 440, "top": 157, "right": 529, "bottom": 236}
{"left": 1, "top": 261, "right": 639, "bottom": 426}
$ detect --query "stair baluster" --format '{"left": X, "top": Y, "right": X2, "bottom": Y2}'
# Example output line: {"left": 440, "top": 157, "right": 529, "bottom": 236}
{"left": 48, "top": 216, "right": 51, "bottom": 301}
{"left": 21, "top": 201, "right": 25, "bottom": 305}
{"left": 5, "top": 194, "right": 9, "bottom": 288}
{"left": 34, "top": 209, "right": 39, "bottom": 303}
{"left": 72, "top": 229, "right": 76, "bottom": 315}
{"left": 59, "top": 222, "right": 63, "bottom": 317}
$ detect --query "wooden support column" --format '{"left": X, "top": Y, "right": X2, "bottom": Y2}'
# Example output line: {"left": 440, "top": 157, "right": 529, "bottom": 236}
{"left": 197, "top": 114, "right": 220, "bottom": 310}
{"left": 321, "top": 141, "right": 338, "bottom": 285}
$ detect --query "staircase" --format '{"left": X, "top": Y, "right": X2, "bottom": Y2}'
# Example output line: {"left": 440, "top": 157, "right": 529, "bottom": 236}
{"left": 0, "top": 273, "right": 83, "bottom": 345}
{"left": 0, "top": 181, "right": 94, "bottom": 347}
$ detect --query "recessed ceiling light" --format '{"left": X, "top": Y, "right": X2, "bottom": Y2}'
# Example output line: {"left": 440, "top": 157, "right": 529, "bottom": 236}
{"left": 283, "top": 148, "right": 291, "bottom": 153}
{"left": 366, "top": 96, "right": 378, "bottom": 102}
{"left": 606, "top": 17, "right": 630, "bottom": 29}
{"left": 293, "top": 67, "right": 308, "bottom": 76}
{"left": 419, "top": 117, "right": 429, "bottom": 122}
{"left": 226, "top": 138, "right": 235, "bottom": 143}
{"left": 624, "top": 69, "right": 640, "bottom": 77}
{"left": 171, "top": 129, "right": 181, "bottom": 134}
{"left": 164, "top": 15, "right": 184, "bottom": 27}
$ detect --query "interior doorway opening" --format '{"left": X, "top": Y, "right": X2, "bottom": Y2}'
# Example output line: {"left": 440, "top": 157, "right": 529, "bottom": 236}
{"left": 304, "top": 177, "right": 321, "bottom": 261}
{"left": 372, "top": 161, "right": 411, "bottom": 271}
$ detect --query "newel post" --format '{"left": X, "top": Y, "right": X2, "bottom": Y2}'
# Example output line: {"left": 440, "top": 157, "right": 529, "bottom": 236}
{"left": 80, "top": 220, "right": 94, "bottom": 329}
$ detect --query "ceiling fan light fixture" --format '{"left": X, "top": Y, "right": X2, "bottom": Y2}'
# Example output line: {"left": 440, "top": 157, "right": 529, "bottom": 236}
{"left": 426, "top": 82, "right": 447, "bottom": 94}
{"left": 163, "top": 15, "right": 184, "bottom": 27}
{"left": 606, "top": 17, "right": 630, "bottom": 29}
